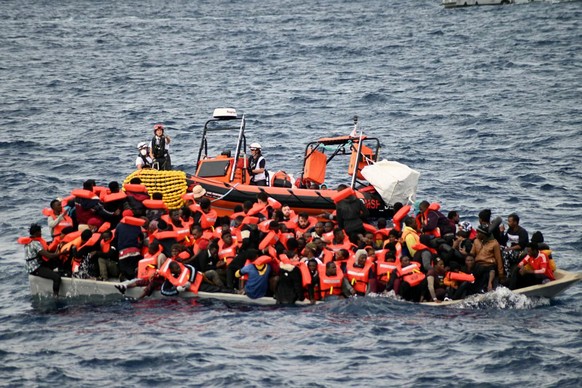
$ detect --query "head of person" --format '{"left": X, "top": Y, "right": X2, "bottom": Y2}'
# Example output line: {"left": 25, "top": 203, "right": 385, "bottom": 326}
{"left": 478, "top": 209, "right": 492, "bottom": 224}
{"left": 137, "top": 142, "right": 148, "bottom": 156}
{"left": 324, "top": 222, "right": 334, "bottom": 233}
{"left": 190, "top": 224, "right": 203, "bottom": 239}
{"left": 465, "top": 255, "right": 475, "bottom": 269}
{"left": 526, "top": 242, "right": 539, "bottom": 257}
{"left": 29, "top": 223, "right": 42, "bottom": 237}
{"left": 170, "top": 243, "right": 182, "bottom": 258}
{"left": 169, "top": 261, "right": 181, "bottom": 277}
{"left": 87, "top": 218, "right": 101, "bottom": 232}
{"left": 508, "top": 213, "right": 520, "bottom": 228}
{"left": 169, "top": 209, "right": 181, "bottom": 223}
{"left": 154, "top": 123, "right": 165, "bottom": 136}
{"left": 199, "top": 197, "right": 211, "bottom": 212}
{"left": 50, "top": 199, "right": 63, "bottom": 214}
{"left": 208, "top": 242, "right": 219, "bottom": 257}
{"left": 476, "top": 224, "right": 491, "bottom": 241}
{"left": 221, "top": 230, "right": 233, "bottom": 246}
{"left": 447, "top": 211, "right": 459, "bottom": 223}
{"left": 148, "top": 240, "right": 160, "bottom": 254}
{"left": 281, "top": 204, "right": 292, "bottom": 218}
{"left": 81, "top": 229, "right": 92, "bottom": 242}
{"left": 419, "top": 200, "right": 430, "bottom": 213}
{"left": 435, "top": 258, "right": 445, "bottom": 272}
{"left": 308, "top": 259, "right": 318, "bottom": 273}
{"left": 250, "top": 142, "right": 262, "bottom": 156}
{"left": 108, "top": 181, "right": 120, "bottom": 193}
{"left": 326, "top": 261, "right": 337, "bottom": 276}
{"left": 336, "top": 248, "right": 349, "bottom": 262}
{"left": 401, "top": 256, "right": 411, "bottom": 267}
{"left": 257, "top": 192, "right": 268, "bottom": 204}
{"left": 297, "top": 212, "right": 310, "bottom": 229}
{"left": 355, "top": 249, "right": 367, "bottom": 267}
{"left": 83, "top": 179, "right": 95, "bottom": 191}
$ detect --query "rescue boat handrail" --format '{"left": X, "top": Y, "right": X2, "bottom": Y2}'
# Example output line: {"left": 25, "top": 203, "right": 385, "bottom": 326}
{"left": 230, "top": 114, "right": 246, "bottom": 182}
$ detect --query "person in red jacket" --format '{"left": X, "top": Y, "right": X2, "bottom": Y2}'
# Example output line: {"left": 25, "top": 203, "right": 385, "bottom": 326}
{"left": 509, "top": 242, "right": 554, "bottom": 290}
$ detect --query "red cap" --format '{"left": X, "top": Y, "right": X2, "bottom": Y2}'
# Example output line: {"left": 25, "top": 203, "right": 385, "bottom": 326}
{"left": 122, "top": 209, "right": 134, "bottom": 217}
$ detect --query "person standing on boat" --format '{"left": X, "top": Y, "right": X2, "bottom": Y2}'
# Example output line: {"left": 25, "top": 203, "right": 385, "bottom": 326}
{"left": 135, "top": 142, "right": 153, "bottom": 170}
{"left": 20, "top": 223, "right": 62, "bottom": 296}
{"left": 335, "top": 184, "right": 369, "bottom": 245}
{"left": 248, "top": 143, "right": 267, "bottom": 186}
{"left": 149, "top": 124, "right": 171, "bottom": 170}
{"left": 470, "top": 224, "right": 505, "bottom": 292}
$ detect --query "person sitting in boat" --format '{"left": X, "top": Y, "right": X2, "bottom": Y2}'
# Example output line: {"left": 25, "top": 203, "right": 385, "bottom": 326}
{"left": 397, "top": 256, "right": 427, "bottom": 302}
{"left": 470, "top": 224, "right": 505, "bottom": 292}
{"left": 95, "top": 230, "right": 119, "bottom": 281}
{"left": 247, "top": 142, "right": 267, "bottom": 186}
{"left": 509, "top": 242, "right": 555, "bottom": 290}
{"left": 191, "top": 197, "right": 218, "bottom": 231}
{"left": 417, "top": 201, "right": 456, "bottom": 242}
{"left": 235, "top": 249, "right": 272, "bottom": 299}
{"left": 318, "top": 261, "right": 354, "bottom": 300}
{"left": 345, "top": 249, "right": 376, "bottom": 296}
{"left": 123, "top": 177, "right": 149, "bottom": 217}
{"left": 449, "top": 255, "right": 478, "bottom": 300}
{"left": 299, "top": 259, "right": 319, "bottom": 303}
{"left": 401, "top": 216, "right": 434, "bottom": 273}
{"left": 274, "top": 263, "right": 305, "bottom": 305}
{"left": 335, "top": 184, "right": 369, "bottom": 245}
{"left": 135, "top": 141, "right": 153, "bottom": 170}
{"left": 189, "top": 241, "right": 226, "bottom": 288}
{"left": 425, "top": 258, "right": 448, "bottom": 303}
{"left": 74, "top": 180, "right": 117, "bottom": 230}
{"left": 280, "top": 204, "right": 296, "bottom": 222}
{"left": 113, "top": 209, "right": 145, "bottom": 280}
{"left": 20, "top": 223, "right": 62, "bottom": 296}
{"left": 149, "top": 123, "right": 171, "bottom": 170}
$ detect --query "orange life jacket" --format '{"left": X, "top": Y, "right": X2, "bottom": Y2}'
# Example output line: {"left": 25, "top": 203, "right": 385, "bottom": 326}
{"left": 42, "top": 208, "right": 74, "bottom": 237}
{"left": 158, "top": 258, "right": 203, "bottom": 293}
{"left": 345, "top": 258, "right": 373, "bottom": 294}
{"left": 318, "top": 263, "right": 344, "bottom": 298}
{"left": 398, "top": 262, "right": 426, "bottom": 287}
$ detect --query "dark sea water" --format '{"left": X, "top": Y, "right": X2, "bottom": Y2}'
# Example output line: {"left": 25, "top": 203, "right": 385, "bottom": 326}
{"left": 1, "top": 0, "right": 581, "bottom": 386}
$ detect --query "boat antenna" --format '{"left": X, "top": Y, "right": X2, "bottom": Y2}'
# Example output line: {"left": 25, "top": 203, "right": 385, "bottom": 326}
{"left": 230, "top": 113, "right": 246, "bottom": 182}
{"left": 350, "top": 116, "right": 363, "bottom": 189}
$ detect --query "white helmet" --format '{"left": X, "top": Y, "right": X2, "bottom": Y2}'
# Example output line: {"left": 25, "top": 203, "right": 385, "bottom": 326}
{"left": 250, "top": 142, "right": 262, "bottom": 150}
{"left": 137, "top": 142, "right": 148, "bottom": 150}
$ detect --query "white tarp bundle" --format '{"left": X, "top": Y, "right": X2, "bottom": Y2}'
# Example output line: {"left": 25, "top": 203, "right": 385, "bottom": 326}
{"left": 361, "top": 160, "right": 420, "bottom": 206}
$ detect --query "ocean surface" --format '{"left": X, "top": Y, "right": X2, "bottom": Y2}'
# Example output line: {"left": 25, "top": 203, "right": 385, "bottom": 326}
{"left": 1, "top": 0, "right": 581, "bottom": 386}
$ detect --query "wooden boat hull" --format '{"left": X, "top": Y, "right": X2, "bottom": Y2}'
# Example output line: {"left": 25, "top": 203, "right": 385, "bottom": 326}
{"left": 29, "top": 269, "right": 579, "bottom": 307}
{"left": 422, "top": 269, "right": 582, "bottom": 306}
{"left": 28, "top": 275, "right": 313, "bottom": 306}
{"left": 189, "top": 176, "right": 391, "bottom": 219}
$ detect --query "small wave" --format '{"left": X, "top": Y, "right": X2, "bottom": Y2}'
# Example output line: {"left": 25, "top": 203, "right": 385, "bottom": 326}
{"left": 450, "top": 287, "right": 550, "bottom": 310}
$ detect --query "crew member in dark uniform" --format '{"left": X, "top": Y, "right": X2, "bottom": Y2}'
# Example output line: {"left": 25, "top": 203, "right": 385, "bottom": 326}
{"left": 149, "top": 123, "right": 171, "bottom": 170}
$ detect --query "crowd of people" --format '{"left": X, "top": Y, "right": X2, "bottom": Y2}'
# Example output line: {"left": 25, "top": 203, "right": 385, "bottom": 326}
{"left": 20, "top": 176, "right": 556, "bottom": 304}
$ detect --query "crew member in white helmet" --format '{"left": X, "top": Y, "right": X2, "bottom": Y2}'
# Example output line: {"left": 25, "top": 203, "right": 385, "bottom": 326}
{"left": 135, "top": 142, "right": 153, "bottom": 170}
{"left": 248, "top": 142, "right": 267, "bottom": 186}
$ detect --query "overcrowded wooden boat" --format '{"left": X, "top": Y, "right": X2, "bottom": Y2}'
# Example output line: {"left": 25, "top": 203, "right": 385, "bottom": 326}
{"left": 21, "top": 108, "right": 581, "bottom": 308}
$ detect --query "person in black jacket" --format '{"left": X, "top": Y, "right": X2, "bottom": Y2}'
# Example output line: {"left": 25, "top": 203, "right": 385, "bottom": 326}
{"left": 335, "top": 184, "right": 369, "bottom": 245}
{"left": 275, "top": 263, "right": 305, "bottom": 305}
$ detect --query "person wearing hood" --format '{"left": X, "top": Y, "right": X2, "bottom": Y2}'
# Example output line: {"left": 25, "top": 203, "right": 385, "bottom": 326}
{"left": 335, "top": 184, "right": 369, "bottom": 245}
{"left": 275, "top": 263, "right": 305, "bottom": 305}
